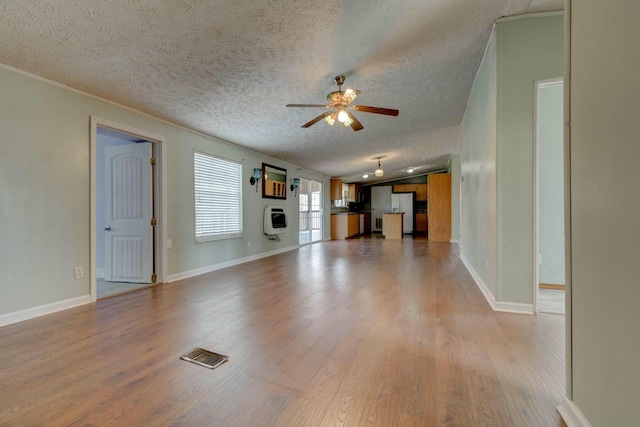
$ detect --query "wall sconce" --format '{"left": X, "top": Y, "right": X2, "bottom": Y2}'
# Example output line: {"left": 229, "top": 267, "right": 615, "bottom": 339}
{"left": 249, "top": 168, "right": 262, "bottom": 192}
{"left": 290, "top": 178, "right": 300, "bottom": 197}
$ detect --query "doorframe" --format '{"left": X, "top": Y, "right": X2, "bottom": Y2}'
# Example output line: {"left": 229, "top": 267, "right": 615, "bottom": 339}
{"left": 533, "top": 77, "right": 564, "bottom": 314}
{"left": 298, "top": 177, "right": 323, "bottom": 246}
{"left": 90, "top": 117, "right": 167, "bottom": 302}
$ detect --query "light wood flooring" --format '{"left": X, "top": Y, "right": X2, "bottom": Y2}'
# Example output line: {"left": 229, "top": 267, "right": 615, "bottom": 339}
{"left": 97, "top": 278, "right": 157, "bottom": 299}
{"left": 539, "top": 289, "right": 566, "bottom": 315}
{"left": 0, "top": 239, "right": 566, "bottom": 426}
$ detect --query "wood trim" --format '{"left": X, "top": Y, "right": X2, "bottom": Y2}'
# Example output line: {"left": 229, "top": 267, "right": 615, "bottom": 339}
{"left": 167, "top": 245, "right": 299, "bottom": 282}
{"left": 0, "top": 295, "right": 92, "bottom": 327}
{"left": 460, "top": 254, "right": 534, "bottom": 314}
{"left": 557, "top": 396, "right": 592, "bottom": 427}
{"left": 539, "top": 283, "right": 566, "bottom": 291}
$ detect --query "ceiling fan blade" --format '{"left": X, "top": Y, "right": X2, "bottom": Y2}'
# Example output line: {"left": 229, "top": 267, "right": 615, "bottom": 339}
{"left": 286, "top": 104, "right": 330, "bottom": 108}
{"left": 346, "top": 111, "right": 364, "bottom": 131}
{"left": 302, "top": 111, "right": 333, "bottom": 128}
{"left": 351, "top": 105, "right": 399, "bottom": 116}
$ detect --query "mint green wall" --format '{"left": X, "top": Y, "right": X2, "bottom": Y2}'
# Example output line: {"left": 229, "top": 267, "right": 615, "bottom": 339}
{"left": 448, "top": 154, "right": 461, "bottom": 242}
{"left": 570, "top": 1, "right": 640, "bottom": 424}
{"left": 0, "top": 66, "right": 329, "bottom": 316}
{"left": 496, "top": 15, "right": 563, "bottom": 303}
{"left": 538, "top": 82, "right": 565, "bottom": 285}
{"left": 460, "top": 29, "right": 498, "bottom": 297}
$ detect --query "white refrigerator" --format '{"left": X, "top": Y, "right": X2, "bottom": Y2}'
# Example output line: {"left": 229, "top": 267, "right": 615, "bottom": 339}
{"left": 391, "top": 193, "right": 414, "bottom": 233}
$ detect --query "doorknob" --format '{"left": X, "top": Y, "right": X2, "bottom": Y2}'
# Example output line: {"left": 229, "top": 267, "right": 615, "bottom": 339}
{"left": 104, "top": 226, "right": 111, "bottom": 231}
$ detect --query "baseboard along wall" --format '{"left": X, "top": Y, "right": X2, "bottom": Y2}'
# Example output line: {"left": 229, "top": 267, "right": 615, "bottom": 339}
{"left": 460, "top": 254, "right": 534, "bottom": 315}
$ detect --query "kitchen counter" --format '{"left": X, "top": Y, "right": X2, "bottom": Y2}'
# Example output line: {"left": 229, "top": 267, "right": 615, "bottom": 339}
{"left": 382, "top": 213, "right": 404, "bottom": 240}
{"left": 331, "top": 213, "right": 361, "bottom": 239}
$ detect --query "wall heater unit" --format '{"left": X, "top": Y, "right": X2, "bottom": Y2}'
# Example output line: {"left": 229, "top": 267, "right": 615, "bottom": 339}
{"left": 264, "top": 206, "right": 288, "bottom": 235}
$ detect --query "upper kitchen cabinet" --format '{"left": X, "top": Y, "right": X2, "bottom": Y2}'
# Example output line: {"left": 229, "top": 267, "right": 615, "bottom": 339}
{"left": 393, "top": 184, "right": 426, "bottom": 201}
{"left": 347, "top": 183, "right": 362, "bottom": 202}
{"left": 427, "top": 173, "right": 451, "bottom": 242}
{"left": 330, "top": 178, "right": 343, "bottom": 200}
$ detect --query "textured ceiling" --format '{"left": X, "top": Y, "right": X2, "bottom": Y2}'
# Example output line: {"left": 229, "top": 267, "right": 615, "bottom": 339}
{"left": 0, "top": 0, "right": 563, "bottom": 183}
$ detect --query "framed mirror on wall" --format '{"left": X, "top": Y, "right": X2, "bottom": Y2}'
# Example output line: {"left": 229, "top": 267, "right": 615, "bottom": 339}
{"left": 262, "top": 163, "right": 287, "bottom": 199}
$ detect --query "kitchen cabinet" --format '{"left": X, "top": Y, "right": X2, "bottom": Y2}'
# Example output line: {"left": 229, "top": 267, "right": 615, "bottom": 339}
{"left": 330, "top": 178, "right": 343, "bottom": 200}
{"left": 427, "top": 173, "right": 451, "bottom": 242}
{"left": 382, "top": 213, "right": 404, "bottom": 239}
{"left": 347, "top": 183, "right": 359, "bottom": 202}
{"left": 416, "top": 213, "right": 428, "bottom": 232}
{"left": 394, "top": 183, "right": 426, "bottom": 200}
{"left": 331, "top": 214, "right": 360, "bottom": 239}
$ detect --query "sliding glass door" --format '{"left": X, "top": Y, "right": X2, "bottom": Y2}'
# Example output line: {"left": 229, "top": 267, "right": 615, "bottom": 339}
{"left": 299, "top": 178, "right": 323, "bottom": 245}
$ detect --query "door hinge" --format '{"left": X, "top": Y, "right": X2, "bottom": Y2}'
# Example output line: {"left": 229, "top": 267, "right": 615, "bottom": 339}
{"left": 150, "top": 157, "right": 156, "bottom": 166}
{"left": 151, "top": 274, "right": 157, "bottom": 283}
{"left": 151, "top": 218, "right": 157, "bottom": 226}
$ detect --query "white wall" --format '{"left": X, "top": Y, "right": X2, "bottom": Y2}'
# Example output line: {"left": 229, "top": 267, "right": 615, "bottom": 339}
{"left": 448, "top": 153, "right": 461, "bottom": 243}
{"left": 537, "top": 82, "right": 565, "bottom": 285}
{"left": 460, "top": 28, "right": 498, "bottom": 297}
{"left": 568, "top": 1, "right": 640, "bottom": 425}
{"left": 461, "top": 15, "right": 563, "bottom": 310}
{"left": 0, "top": 65, "right": 330, "bottom": 318}
{"left": 495, "top": 15, "right": 564, "bottom": 304}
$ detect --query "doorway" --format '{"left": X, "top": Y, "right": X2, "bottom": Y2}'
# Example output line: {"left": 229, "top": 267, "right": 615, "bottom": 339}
{"left": 371, "top": 186, "right": 392, "bottom": 232}
{"left": 90, "top": 117, "right": 167, "bottom": 301}
{"left": 298, "top": 178, "right": 323, "bottom": 245}
{"left": 534, "top": 79, "right": 565, "bottom": 314}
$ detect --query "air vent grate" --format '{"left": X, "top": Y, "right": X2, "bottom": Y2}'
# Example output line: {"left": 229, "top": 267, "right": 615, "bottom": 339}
{"left": 180, "top": 347, "right": 228, "bottom": 370}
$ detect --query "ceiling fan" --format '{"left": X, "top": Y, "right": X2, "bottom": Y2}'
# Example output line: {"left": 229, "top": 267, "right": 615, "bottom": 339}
{"left": 286, "top": 75, "right": 399, "bottom": 131}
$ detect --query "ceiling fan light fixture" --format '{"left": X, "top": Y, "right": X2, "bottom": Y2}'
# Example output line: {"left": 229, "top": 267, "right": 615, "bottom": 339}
{"left": 374, "top": 159, "right": 384, "bottom": 177}
{"left": 287, "top": 75, "right": 398, "bottom": 131}
{"left": 325, "top": 114, "right": 336, "bottom": 126}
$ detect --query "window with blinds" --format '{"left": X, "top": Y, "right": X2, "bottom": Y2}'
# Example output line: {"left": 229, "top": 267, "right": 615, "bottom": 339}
{"left": 194, "top": 151, "right": 243, "bottom": 242}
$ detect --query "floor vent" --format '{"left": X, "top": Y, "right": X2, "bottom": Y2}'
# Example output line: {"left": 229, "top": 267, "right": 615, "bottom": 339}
{"left": 180, "top": 347, "right": 228, "bottom": 370}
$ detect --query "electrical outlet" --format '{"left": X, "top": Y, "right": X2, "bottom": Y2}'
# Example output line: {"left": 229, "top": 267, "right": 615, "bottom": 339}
{"left": 74, "top": 267, "right": 84, "bottom": 280}
{"left": 167, "top": 238, "right": 173, "bottom": 249}
{"left": 248, "top": 240, "right": 251, "bottom": 248}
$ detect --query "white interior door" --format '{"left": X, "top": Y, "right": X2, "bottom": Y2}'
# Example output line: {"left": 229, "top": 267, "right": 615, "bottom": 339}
{"left": 104, "top": 142, "right": 153, "bottom": 283}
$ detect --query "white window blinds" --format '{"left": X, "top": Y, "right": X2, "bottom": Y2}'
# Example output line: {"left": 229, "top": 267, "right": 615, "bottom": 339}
{"left": 194, "top": 151, "right": 243, "bottom": 242}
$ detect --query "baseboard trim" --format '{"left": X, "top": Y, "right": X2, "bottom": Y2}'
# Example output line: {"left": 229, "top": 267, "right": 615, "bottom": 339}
{"left": 167, "top": 245, "right": 299, "bottom": 282}
{"left": 494, "top": 300, "right": 534, "bottom": 314}
{"left": 460, "top": 254, "right": 497, "bottom": 309}
{"left": 450, "top": 239, "right": 460, "bottom": 244}
{"left": 557, "top": 396, "right": 592, "bottom": 427}
{"left": 0, "top": 295, "right": 92, "bottom": 328}
{"left": 460, "top": 254, "right": 534, "bottom": 315}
